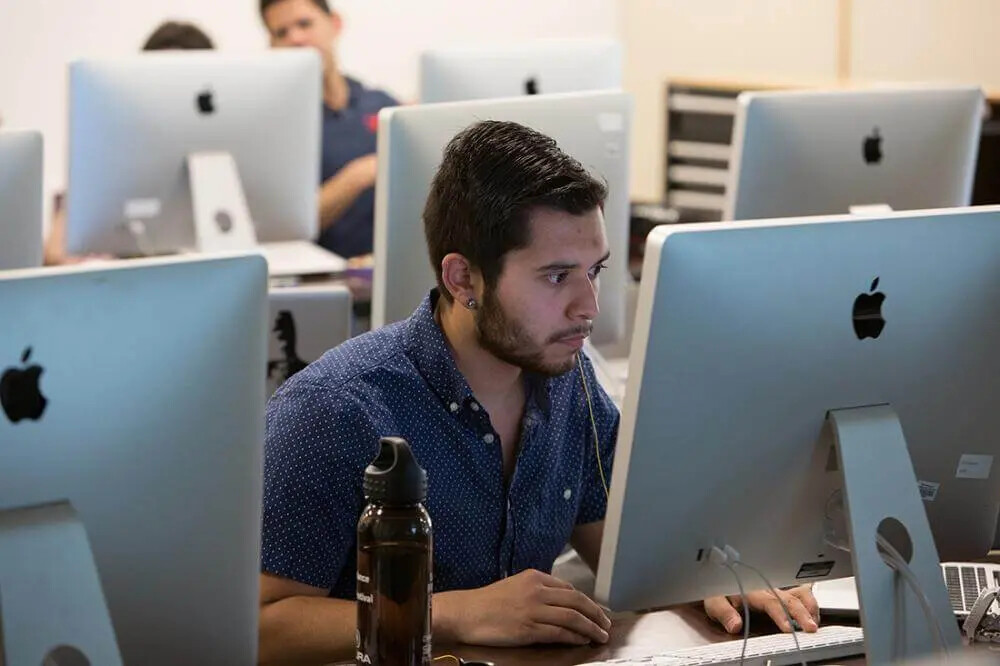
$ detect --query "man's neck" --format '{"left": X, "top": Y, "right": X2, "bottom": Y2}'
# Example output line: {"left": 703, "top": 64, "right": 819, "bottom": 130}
{"left": 323, "top": 66, "right": 349, "bottom": 111}
{"left": 436, "top": 298, "right": 523, "bottom": 404}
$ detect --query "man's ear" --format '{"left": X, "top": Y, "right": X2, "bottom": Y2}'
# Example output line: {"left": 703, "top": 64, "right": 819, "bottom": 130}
{"left": 328, "top": 9, "right": 344, "bottom": 39}
{"left": 440, "top": 253, "right": 480, "bottom": 307}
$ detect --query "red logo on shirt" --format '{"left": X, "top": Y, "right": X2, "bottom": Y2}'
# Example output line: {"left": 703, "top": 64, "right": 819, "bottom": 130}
{"left": 363, "top": 113, "right": 379, "bottom": 134}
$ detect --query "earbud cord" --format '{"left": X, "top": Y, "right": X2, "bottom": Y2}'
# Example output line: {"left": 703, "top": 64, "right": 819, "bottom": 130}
{"left": 577, "top": 352, "right": 609, "bottom": 500}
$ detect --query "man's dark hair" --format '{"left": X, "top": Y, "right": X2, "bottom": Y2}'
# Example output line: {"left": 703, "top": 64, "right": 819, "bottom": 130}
{"left": 142, "top": 21, "right": 214, "bottom": 51}
{"left": 259, "top": 0, "right": 331, "bottom": 20}
{"left": 424, "top": 120, "right": 608, "bottom": 302}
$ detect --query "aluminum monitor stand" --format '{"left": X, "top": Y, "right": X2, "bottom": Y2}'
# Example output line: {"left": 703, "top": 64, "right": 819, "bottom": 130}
{"left": 826, "top": 405, "right": 962, "bottom": 663}
{"left": 122, "top": 151, "right": 257, "bottom": 256}
{"left": 0, "top": 502, "right": 122, "bottom": 665}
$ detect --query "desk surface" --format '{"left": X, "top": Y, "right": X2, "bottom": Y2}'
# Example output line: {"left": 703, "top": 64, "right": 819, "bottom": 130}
{"left": 434, "top": 604, "right": 863, "bottom": 666}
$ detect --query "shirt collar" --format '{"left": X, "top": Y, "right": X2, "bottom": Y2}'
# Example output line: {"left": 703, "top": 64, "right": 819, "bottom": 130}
{"left": 405, "top": 290, "right": 552, "bottom": 420}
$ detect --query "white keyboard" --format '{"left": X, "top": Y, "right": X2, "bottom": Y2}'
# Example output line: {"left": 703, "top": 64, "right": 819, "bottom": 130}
{"left": 578, "top": 625, "right": 864, "bottom": 666}
{"left": 256, "top": 241, "right": 347, "bottom": 277}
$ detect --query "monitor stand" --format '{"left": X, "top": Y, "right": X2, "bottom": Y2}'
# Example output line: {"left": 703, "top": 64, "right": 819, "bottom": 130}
{"left": 825, "top": 404, "right": 962, "bottom": 663}
{"left": 0, "top": 502, "right": 122, "bottom": 665}
{"left": 186, "top": 151, "right": 257, "bottom": 253}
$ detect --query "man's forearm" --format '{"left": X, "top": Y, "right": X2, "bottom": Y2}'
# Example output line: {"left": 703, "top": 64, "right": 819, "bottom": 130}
{"left": 318, "top": 170, "right": 365, "bottom": 232}
{"left": 259, "top": 590, "right": 469, "bottom": 665}
{"left": 259, "top": 596, "right": 356, "bottom": 666}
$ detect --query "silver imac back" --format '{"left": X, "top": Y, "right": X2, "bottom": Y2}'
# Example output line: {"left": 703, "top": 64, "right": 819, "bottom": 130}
{"left": 0, "top": 253, "right": 267, "bottom": 665}
{"left": 0, "top": 130, "right": 43, "bottom": 270}
{"left": 372, "top": 91, "right": 632, "bottom": 346}
{"left": 419, "top": 39, "right": 623, "bottom": 103}
{"left": 597, "top": 206, "right": 1000, "bottom": 613}
{"left": 724, "top": 86, "right": 984, "bottom": 220}
{"left": 67, "top": 50, "right": 321, "bottom": 256}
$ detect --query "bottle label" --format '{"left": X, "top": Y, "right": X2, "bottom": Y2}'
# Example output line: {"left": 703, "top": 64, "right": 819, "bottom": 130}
{"left": 357, "top": 542, "right": 431, "bottom": 665}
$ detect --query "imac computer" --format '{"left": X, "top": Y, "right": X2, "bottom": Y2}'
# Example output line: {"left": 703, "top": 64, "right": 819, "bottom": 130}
{"left": 66, "top": 51, "right": 342, "bottom": 276}
{"left": 0, "top": 253, "right": 267, "bottom": 665}
{"left": 723, "top": 87, "right": 984, "bottom": 221}
{"left": 0, "top": 129, "right": 43, "bottom": 270}
{"left": 596, "top": 206, "right": 1000, "bottom": 663}
{"left": 372, "top": 91, "right": 632, "bottom": 346}
{"left": 419, "top": 39, "right": 623, "bottom": 103}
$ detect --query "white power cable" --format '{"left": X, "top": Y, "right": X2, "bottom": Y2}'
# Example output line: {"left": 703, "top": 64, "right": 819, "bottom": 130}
{"left": 720, "top": 562, "right": 751, "bottom": 666}
{"left": 732, "top": 560, "right": 808, "bottom": 666}
{"left": 709, "top": 546, "right": 806, "bottom": 666}
{"left": 875, "top": 535, "right": 950, "bottom": 658}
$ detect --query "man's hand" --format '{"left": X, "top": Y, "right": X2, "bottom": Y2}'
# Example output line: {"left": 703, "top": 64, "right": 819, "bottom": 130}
{"left": 435, "top": 569, "right": 611, "bottom": 647}
{"left": 704, "top": 585, "right": 820, "bottom": 634}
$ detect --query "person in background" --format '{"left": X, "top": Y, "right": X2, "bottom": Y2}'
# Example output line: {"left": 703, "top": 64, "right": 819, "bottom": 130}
{"left": 141, "top": 20, "right": 215, "bottom": 50}
{"left": 43, "top": 20, "right": 215, "bottom": 265}
{"left": 260, "top": 0, "right": 399, "bottom": 259}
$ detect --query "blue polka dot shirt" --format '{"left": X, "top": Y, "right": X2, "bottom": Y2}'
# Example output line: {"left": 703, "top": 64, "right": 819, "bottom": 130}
{"left": 262, "top": 290, "right": 619, "bottom": 599}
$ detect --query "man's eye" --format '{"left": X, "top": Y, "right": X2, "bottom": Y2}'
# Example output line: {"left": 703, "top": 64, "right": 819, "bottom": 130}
{"left": 589, "top": 263, "right": 608, "bottom": 279}
{"left": 547, "top": 272, "right": 569, "bottom": 285}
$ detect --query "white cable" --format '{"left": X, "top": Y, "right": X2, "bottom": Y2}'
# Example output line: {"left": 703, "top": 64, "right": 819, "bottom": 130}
{"left": 875, "top": 535, "right": 950, "bottom": 658}
{"left": 721, "top": 562, "right": 751, "bottom": 666}
{"left": 732, "top": 561, "right": 807, "bottom": 666}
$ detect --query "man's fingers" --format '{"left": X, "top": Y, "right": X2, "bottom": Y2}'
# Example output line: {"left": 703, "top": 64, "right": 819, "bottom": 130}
{"left": 532, "top": 605, "right": 610, "bottom": 644}
{"left": 527, "top": 622, "right": 592, "bottom": 646}
{"left": 762, "top": 595, "right": 817, "bottom": 633}
{"left": 790, "top": 585, "right": 821, "bottom": 623}
{"left": 542, "top": 588, "right": 612, "bottom": 631}
{"left": 704, "top": 595, "right": 743, "bottom": 634}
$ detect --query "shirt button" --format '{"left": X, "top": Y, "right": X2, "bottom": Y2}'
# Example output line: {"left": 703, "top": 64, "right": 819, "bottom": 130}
{"left": 449, "top": 402, "right": 459, "bottom": 413}
{"left": 563, "top": 488, "right": 572, "bottom": 500}
{"left": 470, "top": 401, "right": 480, "bottom": 412}
{"left": 483, "top": 433, "right": 495, "bottom": 444}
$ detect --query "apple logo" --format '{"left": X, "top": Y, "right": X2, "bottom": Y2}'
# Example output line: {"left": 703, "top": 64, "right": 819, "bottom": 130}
{"left": 852, "top": 278, "right": 886, "bottom": 340}
{"left": 196, "top": 88, "right": 215, "bottom": 115}
{"left": 0, "top": 347, "right": 48, "bottom": 423}
{"left": 863, "top": 127, "right": 883, "bottom": 165}
{"left": 524, "top": 77, "right": 539, "bottom": 95}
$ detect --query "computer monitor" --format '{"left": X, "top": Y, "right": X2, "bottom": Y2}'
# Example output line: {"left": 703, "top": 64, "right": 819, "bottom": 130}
{"left": 419, "top": 39, "right": 623, "bottom": 103}
{"left": 0, "top": 253, "right": 267, "bottom": 665}
{"left": 0, "top": 129, "right": 43, "bottom": 270}
{"left": 723, "top": 87, "right": 984, "bottom": 221}
{"left": 372, "top": 91, "right": 632, "bottom": 346}
{"left": 67, "top": 50, "right": 321, "bottom": 257}
{"left": 596, "top": 206, "right": 1000, "bottom": 659}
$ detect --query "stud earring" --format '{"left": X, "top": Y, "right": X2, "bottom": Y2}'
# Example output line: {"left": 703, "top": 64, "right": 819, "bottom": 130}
{"left": 466, "top": 298, "right": 478, "bottom": 310}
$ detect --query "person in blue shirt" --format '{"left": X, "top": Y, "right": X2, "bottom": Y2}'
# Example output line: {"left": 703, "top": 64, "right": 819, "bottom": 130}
{"left": 260, "top": 0, "right": 398, "bottom": 259}
{"left": 258, "top": 121, "right": 821, "bottom": 664}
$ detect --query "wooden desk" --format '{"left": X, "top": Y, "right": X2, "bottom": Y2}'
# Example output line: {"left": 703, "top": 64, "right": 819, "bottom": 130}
{"left": 433, "top": 605, "right": 864, "bottom": 666}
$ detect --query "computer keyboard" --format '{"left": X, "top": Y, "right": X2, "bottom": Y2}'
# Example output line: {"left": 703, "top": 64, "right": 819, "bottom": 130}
{"left": 577, "top": 624, "right": 864, "bottom": 666}
{"left": 256, "top": 240, "right": 347, "bottom": 277}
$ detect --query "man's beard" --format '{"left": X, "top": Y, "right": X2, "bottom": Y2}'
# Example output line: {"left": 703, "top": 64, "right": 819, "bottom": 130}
{"left": 474, "top": 286, "right": 591, "bottom": 377}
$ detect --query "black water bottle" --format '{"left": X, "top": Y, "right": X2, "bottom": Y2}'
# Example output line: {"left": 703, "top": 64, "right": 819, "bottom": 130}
{"left": 356, "top": 437, "right": 432, "bottom": 666}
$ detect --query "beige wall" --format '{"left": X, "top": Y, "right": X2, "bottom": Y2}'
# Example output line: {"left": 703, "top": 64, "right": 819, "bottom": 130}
{"left": 622, "top": 0, "right": 842, "bottom": 200}
{"left": 622, "top": 0, "right": 1000, "bottom": 201}
{"left": 0, "top": 0, "right": 619, "bottom": 228}
{"left": 851, "top": 0, "right": 1000, "bottom": 90}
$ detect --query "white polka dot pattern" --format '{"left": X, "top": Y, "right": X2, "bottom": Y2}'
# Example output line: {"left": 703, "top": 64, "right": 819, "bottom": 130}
{"left": 262, "top": 290, "right": 619, "bottom": 599}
